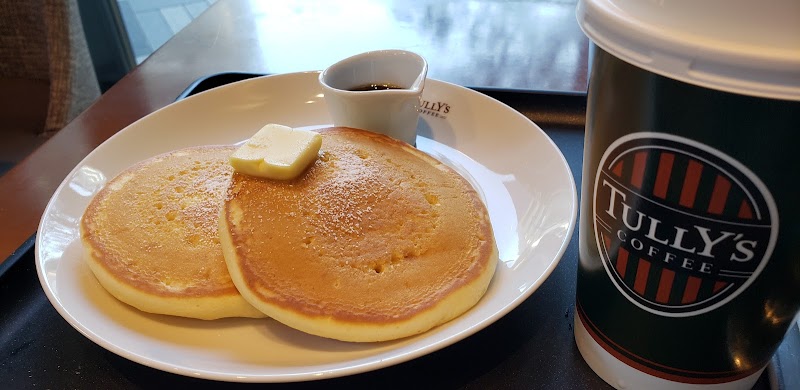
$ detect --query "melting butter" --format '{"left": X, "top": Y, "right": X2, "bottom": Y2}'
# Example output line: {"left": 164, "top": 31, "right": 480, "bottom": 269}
{"left": 230, "top": 124, "right": 322, "bottom": 180}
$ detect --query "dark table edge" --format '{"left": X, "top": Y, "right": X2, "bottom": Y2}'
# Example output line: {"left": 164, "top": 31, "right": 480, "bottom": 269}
{"left": 0, "top": 234, "right": 35, "bottom": 277}
{"left": 175, "top": 71, "right": 589, "bottom": 101}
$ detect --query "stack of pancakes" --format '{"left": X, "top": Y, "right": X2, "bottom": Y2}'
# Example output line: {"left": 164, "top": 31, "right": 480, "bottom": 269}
{"left": 81, "top": 127, "right": 498, "bottom": 342}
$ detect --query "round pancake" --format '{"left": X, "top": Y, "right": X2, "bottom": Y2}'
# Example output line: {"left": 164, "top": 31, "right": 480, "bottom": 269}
{"left": 81, "top": 146, "right": 265, "bottom": 320}
{"left": 220, "top": 127, "right": 498, "bottom": 341}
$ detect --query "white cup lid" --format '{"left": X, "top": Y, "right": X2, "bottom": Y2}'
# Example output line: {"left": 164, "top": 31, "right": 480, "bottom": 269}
{"left": 577, "top": 0, "right": 800, "bottom": 101}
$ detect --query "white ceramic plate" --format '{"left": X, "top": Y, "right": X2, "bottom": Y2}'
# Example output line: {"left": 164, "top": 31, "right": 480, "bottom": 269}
{"left": 36, "top": 72, "right": 577, "bottom": 382}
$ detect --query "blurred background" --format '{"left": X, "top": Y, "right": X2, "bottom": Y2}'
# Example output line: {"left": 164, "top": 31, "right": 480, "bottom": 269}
{"left": 0, "top": 0, "right": 581, "bottom": 175}
{"left": 117, "top": 0, "right": 217, "bottom": 64}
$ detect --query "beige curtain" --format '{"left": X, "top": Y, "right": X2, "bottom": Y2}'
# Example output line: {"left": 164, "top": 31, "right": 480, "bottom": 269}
{"left": 0, "top": 0, "right": 100, "bottom": 136}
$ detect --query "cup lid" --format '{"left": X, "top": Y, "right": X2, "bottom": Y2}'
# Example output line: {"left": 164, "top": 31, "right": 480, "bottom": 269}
{"left": 577, "top": 0, "right": 800, "bottom": 101}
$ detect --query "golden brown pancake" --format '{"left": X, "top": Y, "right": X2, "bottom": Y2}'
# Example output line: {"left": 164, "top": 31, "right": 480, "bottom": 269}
{"left": 81, "top": 146, "right": 265, "bottom": 320}
{"left": 220, "top": 127, "right": 498, "bottom": 341}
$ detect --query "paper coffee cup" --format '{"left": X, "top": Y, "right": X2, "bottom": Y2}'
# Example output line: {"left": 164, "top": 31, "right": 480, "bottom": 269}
{"left": 574, "top": 0, "right": 800, "bottom": 388}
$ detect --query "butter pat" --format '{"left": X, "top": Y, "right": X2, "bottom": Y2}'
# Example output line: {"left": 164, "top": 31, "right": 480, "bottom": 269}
{"left": 230, "top": 124, "right": 322, "bottom": 180}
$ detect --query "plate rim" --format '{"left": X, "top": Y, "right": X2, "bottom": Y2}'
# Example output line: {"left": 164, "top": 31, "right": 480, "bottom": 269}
{"left": 34, "top": 71, "right": 578, "bottom": 382}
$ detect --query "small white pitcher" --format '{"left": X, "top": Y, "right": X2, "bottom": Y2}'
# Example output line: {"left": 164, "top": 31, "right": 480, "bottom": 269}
{"left": 319, "top": 50, "right": 428, "bottom": 145}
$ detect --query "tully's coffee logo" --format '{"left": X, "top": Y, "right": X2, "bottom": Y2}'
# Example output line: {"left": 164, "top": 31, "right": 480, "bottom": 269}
{"left": 593, "top": 133, "right": 778, "bottom": 317}
{"left": 420, "top": 99, "right": 450, "bottom": 119}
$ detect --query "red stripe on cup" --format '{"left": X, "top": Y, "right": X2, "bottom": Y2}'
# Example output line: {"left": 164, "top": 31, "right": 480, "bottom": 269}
{"left": 612, "top": 161, "right": 624, "bottom": 177}
{"left": 679, "top": 160, "right": 703, "bottom": 208}
{"left": 656, "top": 269, "right": 675, "bottom": 303}
{"left": 653, "top": 152, "right": 674, "bottom": 199}
{"left": 708, "top": 175, "right": 731, "bottom": 215}
{"left": 631, "top": 151, "right": 647, "bottom": 189}
{"left": 617, "top": 247, "right": 629, "bottom": 278}
{"left": 738, "top": 200, "right": 753, "bottom": 219}
{"left": 682, "top": 276, "right": 702, "bottom": 304}
{"left": 634, "top": 258, "right": 651, "bottom": 296}
{"left": 713, "top": 281, "right": 728, "bottom": 293}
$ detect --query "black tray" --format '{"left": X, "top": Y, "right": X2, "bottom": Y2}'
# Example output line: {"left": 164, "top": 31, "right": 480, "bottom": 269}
{"left": 3, "top": 73, "right": 794, "bottom": 389}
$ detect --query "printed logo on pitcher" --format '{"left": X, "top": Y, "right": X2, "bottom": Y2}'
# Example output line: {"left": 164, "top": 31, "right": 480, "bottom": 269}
{"left": 593, "top": 133, "right": 778, "bottom": 317}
